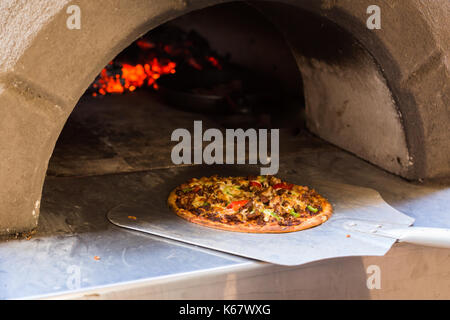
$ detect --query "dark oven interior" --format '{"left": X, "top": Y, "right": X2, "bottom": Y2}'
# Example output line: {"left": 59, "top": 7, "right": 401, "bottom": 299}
{"left": 47, "top": 2, "right": 306, "bottom": 178}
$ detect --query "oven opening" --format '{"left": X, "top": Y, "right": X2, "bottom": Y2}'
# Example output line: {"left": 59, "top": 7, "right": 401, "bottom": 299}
{"left": 47, "top": 2, "right": 306, "bottom": 178}
{"left": 40, "top": 1, "right": 423, "bottom": 236}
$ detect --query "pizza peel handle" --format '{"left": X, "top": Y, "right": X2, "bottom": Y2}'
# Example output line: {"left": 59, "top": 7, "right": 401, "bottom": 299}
{"left": 383, "top": 227, "right": 450, "bottom": 248}
{"left": 345, "top": 221, "right": 450, "bottom": 249}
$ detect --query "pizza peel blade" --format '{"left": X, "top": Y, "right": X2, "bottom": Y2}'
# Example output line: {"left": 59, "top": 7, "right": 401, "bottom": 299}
{"left": 106, "top": 165, "right": 421, "bottom": 266}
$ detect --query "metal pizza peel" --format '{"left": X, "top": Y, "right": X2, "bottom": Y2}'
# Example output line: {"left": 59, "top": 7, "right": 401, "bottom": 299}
{"left": 107, "top": 165, "right": 450, "bottom": 266}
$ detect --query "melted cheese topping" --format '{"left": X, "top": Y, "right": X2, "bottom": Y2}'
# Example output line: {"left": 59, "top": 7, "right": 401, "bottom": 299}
{"left": 174, "top": 175, "right": 325, "bottom": 226}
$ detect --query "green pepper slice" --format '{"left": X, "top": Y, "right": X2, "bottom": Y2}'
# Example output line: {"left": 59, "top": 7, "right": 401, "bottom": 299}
{"left": 264, "top": 209, "right": 281, "bottom": 221}
{"left": 289, "top": 209, "right": 300, "bottom": 218}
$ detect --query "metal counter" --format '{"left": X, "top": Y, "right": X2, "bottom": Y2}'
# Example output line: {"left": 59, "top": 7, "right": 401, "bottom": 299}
{"left": 1, "top": 150, "right": 449, "bottom": 299}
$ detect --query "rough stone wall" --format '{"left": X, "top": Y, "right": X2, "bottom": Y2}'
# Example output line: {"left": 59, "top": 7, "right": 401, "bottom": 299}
{"left": 278, "top": 0, "right": 449, "bottom": 179}
{"left": 0, "top": 0, "right": 448, "bottom": 234}
{"left": 253, "top": 2, "right": 412, "bottom": 177}
{"left": 0, "top": 0, "right": 226, "bottom": 234}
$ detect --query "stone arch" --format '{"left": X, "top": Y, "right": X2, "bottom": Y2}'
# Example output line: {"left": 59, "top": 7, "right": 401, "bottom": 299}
{"left": 0, "top": 0, "right": 448, "bottom": 234}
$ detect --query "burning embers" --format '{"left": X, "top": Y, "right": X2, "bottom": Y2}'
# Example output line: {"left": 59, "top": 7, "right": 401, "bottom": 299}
{"left": 88, "top": 24, "right": 284, "bottom": 126}
{"left": 89, "top": 26, "right": 224, "bottom": 96}
{"left": 91, "top": 60, "right": 176, "bottom": 96}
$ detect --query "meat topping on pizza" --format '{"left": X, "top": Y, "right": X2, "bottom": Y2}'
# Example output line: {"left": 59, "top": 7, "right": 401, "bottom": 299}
{"left": 172, "top": 175, "right": 328, "bottom": 227}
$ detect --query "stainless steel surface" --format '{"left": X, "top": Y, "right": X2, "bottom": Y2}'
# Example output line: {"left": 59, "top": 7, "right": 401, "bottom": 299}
{"left": 107, "top": 164, "right": 414, "bottom": 266}
{"left": 0, "top": 168, "right": 250, "bottom": 299}
{"left": 0, "top": 227, "right": 248, "bottom": 300}
{"left": 1, "top": 152, "right": 449, "bottom": 299}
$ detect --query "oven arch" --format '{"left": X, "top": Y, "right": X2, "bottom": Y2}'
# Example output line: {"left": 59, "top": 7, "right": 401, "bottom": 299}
{"left": 0, "top": 0, "right": 448, "bottom": 234}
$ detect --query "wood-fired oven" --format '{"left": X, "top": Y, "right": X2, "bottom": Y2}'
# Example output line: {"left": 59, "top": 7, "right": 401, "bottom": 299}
{"left": 0, "top": 1, "right": 448, "bottom": 299}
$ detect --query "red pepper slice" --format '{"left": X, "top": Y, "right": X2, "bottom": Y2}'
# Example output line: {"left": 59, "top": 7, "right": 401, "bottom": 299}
{"left": 273, "top": 183, "right": 293, "bottom": 190}
{"left": 250, "top": 181, "right": 262, "bottom": 187}
{"left": 226, "top": 200, "right": 249, "bottom": 211}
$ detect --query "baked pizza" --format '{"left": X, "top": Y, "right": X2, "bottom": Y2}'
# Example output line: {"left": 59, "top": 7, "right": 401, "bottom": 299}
{"left": 168, "top": 175, "right": 332, "bottom": 233}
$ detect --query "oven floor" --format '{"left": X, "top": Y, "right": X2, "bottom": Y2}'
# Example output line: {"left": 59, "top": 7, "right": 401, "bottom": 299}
{"left": 46, "top": 90, "right": 308, "bottom": 177}
{"left": 0, "top": 91, "right": 449, "bottom": 299}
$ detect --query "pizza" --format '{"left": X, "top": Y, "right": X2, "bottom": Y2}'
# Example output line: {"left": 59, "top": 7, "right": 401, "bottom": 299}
{"left": 168, "top": 175, "right": 332, "bottom": 233}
